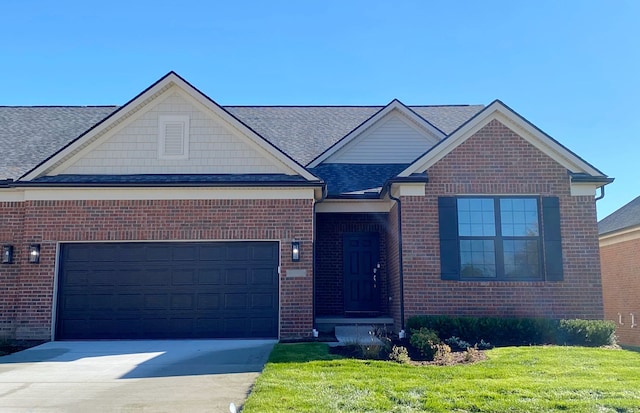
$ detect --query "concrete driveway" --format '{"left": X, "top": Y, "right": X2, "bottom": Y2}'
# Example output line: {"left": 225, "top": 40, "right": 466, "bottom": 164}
{"left": 0, "top": 339, "right": 276, "bottom": 413}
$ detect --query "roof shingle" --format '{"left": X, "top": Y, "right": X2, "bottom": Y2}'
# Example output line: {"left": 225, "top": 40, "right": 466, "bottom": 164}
{"left": 598, "top": 195, "right": 640, "bottom": 235}
{"left": 0, "top": 104, "right": 483, "bottom": 180}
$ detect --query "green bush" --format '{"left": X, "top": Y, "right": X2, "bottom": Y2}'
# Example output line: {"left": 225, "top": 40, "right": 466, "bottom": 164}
{"left": 409, "top": 327, "right": 440, "bottom": 360}
{"left": 558, "top": 319, "right": 616, "bottom": 346}
{"left": 406, "top": 316, "right": 615, "bottom": 348}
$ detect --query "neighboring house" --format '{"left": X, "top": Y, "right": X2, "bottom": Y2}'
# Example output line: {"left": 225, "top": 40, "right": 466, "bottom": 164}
{"left": 599, "top": 196, "right": 640, "bottom": 347}
{"left": 0, "top": 72, "right": 612, "bottom": 341}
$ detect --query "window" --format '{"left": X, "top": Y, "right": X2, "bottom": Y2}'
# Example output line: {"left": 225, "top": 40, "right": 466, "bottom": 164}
{"left": 438, "top": 196, "right": 563, "bottom": 282}
{"left": 158, "top": 115, "right": 190, "bottom": 159}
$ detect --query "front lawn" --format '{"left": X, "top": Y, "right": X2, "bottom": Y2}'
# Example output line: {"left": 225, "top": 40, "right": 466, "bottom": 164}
{"left": 242, "top": 343, "right": 640, "bottom": 412}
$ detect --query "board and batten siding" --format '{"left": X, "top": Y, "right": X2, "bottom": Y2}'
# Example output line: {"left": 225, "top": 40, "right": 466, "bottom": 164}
{"left": 60, "top": 90, "right": 286, "bottom": 175}
{"left": 324, "top": 112, "right": 440, "bottom": 164}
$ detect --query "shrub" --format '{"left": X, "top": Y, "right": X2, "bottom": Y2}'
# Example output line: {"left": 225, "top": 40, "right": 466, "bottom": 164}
{"left": 558, "top": 319, "right": 616, "bottom": 346}
{"left": 464, "top": 346, "right": 480, "bottom": 362}
{"left": 433, "top": 343, "right": 454, "bottom": 365}
{"left": 445, "top": 336, "right": 471, "bottom": 351}
{"left": 407, "top": 316, "right": 615, "bottom": 348}
{"left": 477, "top": 339, "right": 493, "bottom": 350}
{"left": 389, "top": 345, "right": 410, "bottom": 364}
{"left": 410, "top": 327, "right": 440, "bottom": 360}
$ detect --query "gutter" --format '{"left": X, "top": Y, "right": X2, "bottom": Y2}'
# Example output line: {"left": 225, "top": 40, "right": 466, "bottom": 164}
{"left": 568, "top": 172, "right": 614, "bottom": 202}
{"left": 5, "top": 180, "right": 325, "bottom": 189}
{"left": 381, "top": 173, "right": 428, "bottom": 335}
{"left": 312, "top": 183, "right": 328, "bottom": 337}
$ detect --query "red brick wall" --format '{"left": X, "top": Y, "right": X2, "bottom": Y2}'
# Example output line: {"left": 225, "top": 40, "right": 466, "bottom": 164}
{"left": 401, "top": 119, "right": 604, "bottom": 322}
{"left": 0, "top": 202, "right": 25, "bottom": 338}
{"left": 600, "top": 236, "right": 640, "bottom": 346}
{"left": 0, "top": 198, "right": 314, "bottom": 340}
{"left": 386, "top": 204, "right": 402, "bottom": 332}
{"left": 315, "top": 213, "right": 389, "bottom": 316}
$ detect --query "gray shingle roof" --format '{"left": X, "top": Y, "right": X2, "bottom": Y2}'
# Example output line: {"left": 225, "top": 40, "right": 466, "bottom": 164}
{"left": 226, "top": 105, "right": 484, "bottom": 166}
{"left": 0, "top": 104, "right": 483, "bottom": 180}
{"left": 310, "top": 163, "right": 411, "bottom": 196}
{"left": 598, "top": 195, "right": 640, "bottom": 235}
{"left": 0, "top": 106, "right": 118, "bottom": 179}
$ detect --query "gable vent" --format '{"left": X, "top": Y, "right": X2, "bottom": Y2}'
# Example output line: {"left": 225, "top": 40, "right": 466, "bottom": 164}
{"left": 158, "top": 115, "right": 190, "bottom": 159}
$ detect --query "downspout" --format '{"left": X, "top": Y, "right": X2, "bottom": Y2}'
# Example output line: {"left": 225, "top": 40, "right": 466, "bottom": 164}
{"left": 388, "top": 188, "right": 406, "bottom": 335}
{"left": 312, "top": 184, "right": 328, "bottom": 337}
{"left": 595, "top": 185, "right": 605, "bottom": 201}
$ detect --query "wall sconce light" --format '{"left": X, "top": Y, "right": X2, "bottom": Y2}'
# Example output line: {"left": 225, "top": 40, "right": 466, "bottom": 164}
{"left": 28, "top": 244, "right": 40, "bottom": 264}
{"left": 291, "top": 241, "right": 300, "bottom": 262}
{"left": 2, "top": 245, "right": 13, "bottom": 264}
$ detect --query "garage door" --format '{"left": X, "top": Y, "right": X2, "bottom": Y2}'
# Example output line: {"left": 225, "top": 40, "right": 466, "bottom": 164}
{"left": 56, "top": 242, "right": 279, "bottom": 339}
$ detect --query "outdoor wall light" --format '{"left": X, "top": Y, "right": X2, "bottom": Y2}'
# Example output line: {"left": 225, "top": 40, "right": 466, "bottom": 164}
{"left": 2, "top": 245, "right": 13, "bottom": 264}
{"left": 28, "top": 244, "right": 40, "bottom": 264}
{"left": 291, "top": 241, "right": 300, "bottom": 262}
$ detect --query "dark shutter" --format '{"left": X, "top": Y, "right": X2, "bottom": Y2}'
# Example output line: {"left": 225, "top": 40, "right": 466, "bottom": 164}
{"left": 438, "top": 197, "right": 459, "bottom": 280}
{"left": 542, "top": 197, "right": 564, "bottom": 281}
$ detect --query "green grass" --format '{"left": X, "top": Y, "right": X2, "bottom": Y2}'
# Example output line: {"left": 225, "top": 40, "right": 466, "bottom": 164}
{"left": 242, "top": 343, "right": 640, "bottom": 412}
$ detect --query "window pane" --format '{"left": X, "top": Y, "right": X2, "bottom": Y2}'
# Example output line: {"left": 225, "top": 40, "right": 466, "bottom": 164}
{"left": 460, "top": 240, "right": 496, "bottom": 278}
{"left": 458, "top": 199, "right": 495, "bottom": 236}
{"left": 500, "top": 198, "right": 539, "bottom": 236}
{"left": 503, "top": 240, "right": 540, "bottom": 278}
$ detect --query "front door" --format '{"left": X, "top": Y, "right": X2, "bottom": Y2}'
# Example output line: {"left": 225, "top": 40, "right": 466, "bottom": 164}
{"left": 343, "top": 232, "right": 380, "bottom": 314}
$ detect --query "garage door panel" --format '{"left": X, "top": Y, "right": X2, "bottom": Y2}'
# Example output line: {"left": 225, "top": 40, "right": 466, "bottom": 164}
{"left": 65, "top": 270, "right": 88, "bottom": 286}
{"left": 226, "top": 268, "right": 248, "bottom": 285}
{"left": 197, "top": 293, "right": 221, "bottom": 310}
{"left": 145, "top": 294, "right": 169, "bottom": 309}
{"left": 66, "top": 245, "right": 91, "bottom": 262}
{"left": 227, "top": 244, "right": 249, "bottom": 261}
{"left": 57, "top": 241, "right": 279, "bottom": 339}
{"left": 172, "top": 269, "right": 196, "bottom": 285}
{"left": 251, "top": 293, "right": 276, "bottom": 309}
{"left": 198, "top": 268, "right": 222, "bottom": 285}
{"left": 145, "top": 245, "right": 171, "bottom": 261}
{"left": 252, "top": 268, "right": 277, "bottom": 285}
{"left": 199, "top": 244, "right": 225, "bottom": 261}
{"left": 225, "top": 293, "right": 248, "bottom": 309}
{"left": 117, "top": 294, "right": 144, "bottom": 309}
{"left": 61, "top": 294, "right": 88, "bottom": 311}
{"left": 172, "top": 245, "right": 198, "bottom": 261}
{"left": 253, "top": 243, "right": 278, "bottom": 260}
{"left": 91, "top": 294, "right": 113, "bottom": 310}
{"left": 171, "top": 294, "right": 194, "bottom": 310}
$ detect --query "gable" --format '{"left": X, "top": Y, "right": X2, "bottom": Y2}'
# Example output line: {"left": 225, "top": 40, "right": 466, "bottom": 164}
{"left": 308, "top": 100, "right": 445, "bottom": 168}
{"left": 323, "top": 110, "right": 441, "bottom": 164}
{"left": 51, "top": 87, "right": 290, "bottom": 176}
{"left": 400, "top": 100, "right": 609, "bottom": 181}
{"left": 21, "top": 72, "right": 318, "bottom": 182}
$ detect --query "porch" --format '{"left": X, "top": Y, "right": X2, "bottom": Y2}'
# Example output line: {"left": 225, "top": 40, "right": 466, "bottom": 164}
{"left": 314, "top": 212, "right": 401, "bottom": 333}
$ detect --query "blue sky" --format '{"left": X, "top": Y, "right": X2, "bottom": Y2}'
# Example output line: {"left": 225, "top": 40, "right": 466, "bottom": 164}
{"left": 2, "top": 0, "right": 638, "bottom": 219}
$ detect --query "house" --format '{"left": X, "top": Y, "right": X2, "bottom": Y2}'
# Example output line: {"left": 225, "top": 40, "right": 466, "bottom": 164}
{"left": 599, "top": 196, "right": 640, "bottom": 346}
{"left": 0, "top": 72, "right": 612, "bottom": 341}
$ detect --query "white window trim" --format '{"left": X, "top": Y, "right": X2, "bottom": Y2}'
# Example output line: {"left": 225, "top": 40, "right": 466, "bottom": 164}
{"left": 158, "top": 115, "right": 190, "bottom": 160}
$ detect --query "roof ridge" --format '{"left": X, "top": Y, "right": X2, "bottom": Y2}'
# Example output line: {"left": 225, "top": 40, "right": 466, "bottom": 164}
{"left": 0, "top": 105, "right": 119, "bottom": 108}
{"left": 223, "top": 104, "right": 483, "bottom": 108}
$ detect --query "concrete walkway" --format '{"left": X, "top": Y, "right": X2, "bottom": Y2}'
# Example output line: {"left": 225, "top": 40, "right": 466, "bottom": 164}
{"left": 0, "top": 339, "right": 276, "bottom": 413}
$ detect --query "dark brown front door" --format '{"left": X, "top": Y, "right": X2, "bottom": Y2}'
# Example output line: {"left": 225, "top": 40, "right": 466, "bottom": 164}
{"left": 343, "top": 232, "right": 380, "bottom": 314}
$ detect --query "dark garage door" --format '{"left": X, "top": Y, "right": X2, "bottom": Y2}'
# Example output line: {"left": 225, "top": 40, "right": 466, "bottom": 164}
{"left": 56, "top": 242, "right": 279, "bottom": 339}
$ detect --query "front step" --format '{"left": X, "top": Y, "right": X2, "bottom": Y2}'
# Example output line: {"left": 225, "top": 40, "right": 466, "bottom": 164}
{"left": 315, "top": 316, "right": 394, "bottom": 334}
{"left": 334, "top": 325, "right": 384, "bottom": 346}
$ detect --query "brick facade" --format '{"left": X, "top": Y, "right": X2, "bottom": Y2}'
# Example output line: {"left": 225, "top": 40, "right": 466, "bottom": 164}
{"left": 600, "top": 235, "right": 640, "bottom": 346}
{"left": 315, "top": 213, "right": 389, "bottom": 316}
{"left": 399, "top": 119, "right": 604, "bottom": 321}
{"left": 0, "top": 198, "right": 314, "bottom": 340}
